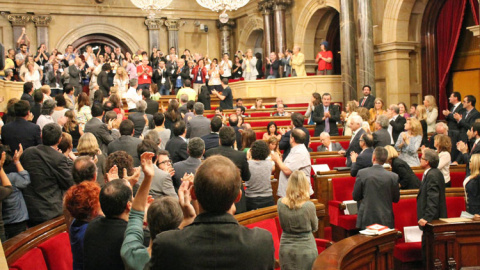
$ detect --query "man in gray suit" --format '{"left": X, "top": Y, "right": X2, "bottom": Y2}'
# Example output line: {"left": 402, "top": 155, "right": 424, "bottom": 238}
{"left": 352, "top": 147, "right": 400, "bottom": 229}
{"left": 173, "top": 137, "right": 204, "bottom": 191}
{"left": 317, "top": 132, "right": 345, "bottom": 152}
{"left": 107, "top": 119, "right": 143, "bottom": 166}
{"left": 84, "top": 103, "right": 114, "bottom": 155}
{"left": 373, "top": 115, "right": 393, "bottom": 147}
{"left": 68, "top": 57, "right": 84, "bottom": 96}
{"left": 128, "top": 100, "right": 153, "bottom": 138}
{"left": 186, "top": 102, "right": 211, "bottom": 139}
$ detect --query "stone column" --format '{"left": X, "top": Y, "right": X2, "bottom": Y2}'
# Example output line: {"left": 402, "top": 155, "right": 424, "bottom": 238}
{"left": 272, "top": 0, "right": 291, "bottom": 54}
{"left": 164, "top": 19, "right": 184, "bottom": 53}
{"left": 339, "top": 0, "right": 357, "bottom": 104}
{"left": 217, "top": 21, "right": 236, "bottom": 56}
{"left": 258, "top": 0, "right": 274, "bottom": 57}
{"left": 356, "top": 0, "right": 375, "bottom": 95}
{"left": 6, "top": 14, "right": 31, "bottom": 48}
{"left": 145, "top": 18, "right": 164, "bottom": 53}
{"left": 32, "top": 15, "right": 52, "bottom": 49}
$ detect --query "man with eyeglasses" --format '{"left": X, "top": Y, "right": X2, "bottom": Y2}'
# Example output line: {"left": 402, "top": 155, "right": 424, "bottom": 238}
{"left": 454, "top": 95, "right": 480, "bottom": 137}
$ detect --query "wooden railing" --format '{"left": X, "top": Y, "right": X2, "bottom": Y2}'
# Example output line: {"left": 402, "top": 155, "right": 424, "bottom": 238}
{"left": 0, "top": 80, "right": 24, "bottom": 112}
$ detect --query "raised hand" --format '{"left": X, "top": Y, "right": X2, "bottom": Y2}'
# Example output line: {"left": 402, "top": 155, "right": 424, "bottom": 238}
{"left": 13, "top": 144, "right": 24, "bottom": 163}
{"left": 140, "top": 152, "right": 155, "bottom": 178}
{"left": 105, "top": 165, "right": 119, "bottom": 183}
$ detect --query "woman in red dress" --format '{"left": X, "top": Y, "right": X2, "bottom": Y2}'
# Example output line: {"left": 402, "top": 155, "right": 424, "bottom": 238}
{"left": 315, "top": 41, "right": 333, "bottom": 75}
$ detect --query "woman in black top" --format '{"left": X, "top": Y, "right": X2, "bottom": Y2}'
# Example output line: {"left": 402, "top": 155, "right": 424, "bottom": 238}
{"left": 63, "top": 110, "right": 83, "bottom": 150}
{"left": 232, "top": 56, "right": 243, "bottom": 79}
{"left": 164, "top": 99, "right": 181, "bottom": 135}
{"left": 465, "top": 154, "right": 480, "bottom": 215}
{"left": 385, "top": 145, "right": 420, "bottom": 189}
{"left": 255, "top": 52, "right": 263, "bottom": 79}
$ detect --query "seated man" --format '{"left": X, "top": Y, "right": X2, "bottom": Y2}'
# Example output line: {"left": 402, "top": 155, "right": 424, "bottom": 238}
{"left": 350, "top": 133, "right": 374, "bottom": 177}
{"left": 317, "top": 132, "right": 345, "bottom": 152}
{"left": 273, "top": 104, "right": 290, "bottom": 117}
{"left": 373, "top": 114, "right": 393, "bottom": 147}
{"left": 149, "top": 156, "right": 275, "bottom": 269}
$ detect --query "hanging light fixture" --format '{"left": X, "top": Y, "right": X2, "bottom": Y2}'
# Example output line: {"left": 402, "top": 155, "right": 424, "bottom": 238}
{"left": 130, "top": 0, "right": 173, "bottom": 19}
{"left": 196, "top": 0, "right": 250, "bottom": 22}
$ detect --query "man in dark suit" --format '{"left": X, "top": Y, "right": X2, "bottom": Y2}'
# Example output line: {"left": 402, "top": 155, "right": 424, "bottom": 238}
{"left": 84, "top": 103, "right": 114, "bottom": 155}
{"left": 97, "top": 63, "right": 111, "bottom": 97}
{"left": 1, "top": 100, "right": 41, "bottom": 153}
{"left": 152, "top": 60, "right": 171, "bottom": 95}
{"left": 373, "top": 115, "right": 393, "bottom": 147}
{"left": 340, "top": 115, "right": 365, "bottom": 167}
{"left": 186, "top": 102, "right": 211, "bottom": 139}
{"left": 353, "top": 147, "right": 400, "bottom": 229}
{"left": 107, "top": 119, "right": 142, "bottom": 166}
{"left": 142, "top": 89, "right": 159, "bottom": 115}
{"left": 178, "top": 94, "right": 189, "bottom": 116}
{"left": 456, "top": 122, "right": 480, "bottom": 176}
{"left": 429, "top": 122, "right": 462, "bottom": 162}
{"left": 442, "top": 91, "right": 464, "bottom": 131}
{"left": 350, "top": 133, "right": 374, "bottom": 177}
{"left": 454, "top": 95, "right": 480, "bottom": 138}
{"left": 228, "top": 114, "right": 242, "bottom": 149}
{"left": 173, "top": 137, "right": 204, "bottom": 191}
{"left": 279, "top": 112, "right": 310, "bottom": 161}
{"left": 128, "top": 100, "right": 154, "bottom": 138}
{"left": 21, "top": 123, "right": 74, "bottom": 226}
{"left": 317, "top": 132, "right": 345, "bottom": 152}
{"left": 149, "top": 156, "right": 274, "bottom": 270}
{"left": 388, "top": 104, "right": 406, "bottom": 144}
{"left": 172, "top": 59, "right": 191, "bottom": 93}
{"left": 20, "top": 82, "right": 35, "bottom": 108}
{"left": 265, "top": 52, "right": 281, "bottom": 79}
{"left": 69, "top": 57, "right": 84, "bottom": 96}
{"left": 312, "top": 93, "right": 340, "bottom": 136}
{"left": 165, "top": 120, "right": 188, "bottom": 164}
{"left": 358, "top": 85, "right": 375, "bottom": 110}
{"left": 31, "top": 90, "right": 43, "bottom": 124}
{"left": 201, "top": 116, "right": 222, "bottom": 152}
{"left": 417, "top": 149, "right": 447, "bottom": 263}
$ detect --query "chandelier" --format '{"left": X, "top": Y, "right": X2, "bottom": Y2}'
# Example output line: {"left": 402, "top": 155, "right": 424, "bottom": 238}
{"left": 196, "top": 0, "right": 250, "bottom": 22}
{"left": 131, "top": 0, "right": 173, "bottom": 19}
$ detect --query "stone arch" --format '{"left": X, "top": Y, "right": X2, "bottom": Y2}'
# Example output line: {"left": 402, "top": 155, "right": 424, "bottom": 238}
{"left": 55, "top": 23, "right": 141, "bottom": 53}
{"left": 238, "top": 16, "right": 264, "bottom": 51}
{"left": 293, "top": 0, "right": 340, "bottom": 47}
{"left": 382, "top": 0, "right": 418, "bottom": 43}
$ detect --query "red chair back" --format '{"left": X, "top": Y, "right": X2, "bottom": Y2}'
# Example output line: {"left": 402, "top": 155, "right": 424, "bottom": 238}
{"left": 9, "top": 248, "right": 48, "bottom": 270}
{"left": 446, "top": 196, "right": 466, "bottom": 218}
{"left": 392, "top": 198, "right": 418, "bottom": 243}
{"left": 37, "top": 232, "right": 73, "bottom": 270}
{"left": 332, "top": 176, "right": 356, "bottom": 202}
{"left": 450, "top": 171, "right": 466, "bottom": 187}
{"left": 315, "top": 157, "right": 347, "bottom": 170}
{"left": 246, "top": 218, "right": 280, "bottom": 259}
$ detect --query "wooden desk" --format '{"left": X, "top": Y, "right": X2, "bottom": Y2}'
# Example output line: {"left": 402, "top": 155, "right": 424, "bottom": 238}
{"left": 313, "top": 230, "right": 401, "bottom": 270}
{"left": 425, "top": 219, "right": 480, "bottom": 270}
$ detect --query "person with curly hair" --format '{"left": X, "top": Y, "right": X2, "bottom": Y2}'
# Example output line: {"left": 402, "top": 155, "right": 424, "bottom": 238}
{"left": 105, "top": 150, "right": 135, "bottom": 183}
{"left": 64, "top": 181, "right": 101, "bottom": 270}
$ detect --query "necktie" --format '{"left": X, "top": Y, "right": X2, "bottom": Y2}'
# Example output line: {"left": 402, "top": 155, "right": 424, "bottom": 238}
{"left": 324, "top": 106, "right": 330, "bottom": 133}
{"left": 361, "top": 97, "right": 367, "bottom": 106}
{"left": 472, "top": 142, "right": 478, "bottom": 154}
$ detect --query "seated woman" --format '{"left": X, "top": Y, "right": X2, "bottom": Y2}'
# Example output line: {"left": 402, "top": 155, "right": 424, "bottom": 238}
{"left": 394, "top": 118, "right": 423, "bottom": 167}
{"left": 434, "top": 134, "right": 452, "bottom": 187}
{"left": 278, "top": 170, "right": 318, "bottom": 270}
{"left": 64, "top": 181, "right": 101, "bottom": 270}
{"left": 250, "top": 98, "right": 266, "bottom": 109}
{"left": 245, "top": 140, "right": 275, "bottom": 211}
{"left": 385, "top": 145, "right": 420, "bottom": 189}
{"left": 341, "top": 101, "right": 358, "bottom": 136}
{"left": 77, "top": 133, "right": 106, "bottom": 186}
{"left": 464, "top": 154, "right": 480, "bottom": 215}
{"left": 262, "top": 121, "right": 282, "bottom": 141}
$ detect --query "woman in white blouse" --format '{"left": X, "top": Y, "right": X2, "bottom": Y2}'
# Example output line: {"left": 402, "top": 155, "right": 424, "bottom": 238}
{"left": 434, "top": 134, "right": 452, "bottom": 187}
{"left": 341, "top": 101, "right": 358, "bottom": 136}
{"left": 423, "top": 95, "right": 438, "bottom": 133}
{"left": 24, "top": 63, "right": 42, "bottom": 89}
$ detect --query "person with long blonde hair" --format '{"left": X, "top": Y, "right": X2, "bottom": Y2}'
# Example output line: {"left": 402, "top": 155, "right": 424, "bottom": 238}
{"left": 394, "top": 118, "right": 423, "bottom": 166}
{"left": 277, "top": 170, "right": 318, "bottom": 270}
{"left": 415, "top": 104, "right": 429, "bottom": 145}
{"left": 77, "top": 132, "right": 106, "bottom": 186}
{"left": 341, "top": 100, "right": 358, "bottom": 136}
{"left": 464, "top": 154, "right": 480, "bottom": 214}
{"left": 369, "top": 98, "right": 385, "bottom": 131}
{"left": 423, "top": 95, "right": 438, "bottom": 133}
{"left": 113, "top": 66, "right": 129, "bottom": 97}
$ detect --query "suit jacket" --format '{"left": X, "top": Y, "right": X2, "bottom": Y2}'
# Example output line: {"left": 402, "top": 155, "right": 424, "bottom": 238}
{"left": 291, "top": 52, "right": 306, "bottom": 77}
{"left": 145, "top": 99, "right": 159, "bottom": 115}
{"left": 353, "top": 165, "right": 400, "bottom": 229}
{"left": 173, "top": 157, "right": 202, "bottom": 191}
{"left": 31, "top": 103, "right": 42, "bottom": 124}
{"left": 445, "top": 103, "right": 464, "bottom": 131}
{"left": 391, "top": 157, "right": 420, "bottom": 190}
{"left": 417, "top": 168, "right": 447, "bottom": 227}
{"left": 107, "top": 135, "right": 143, "bottom": 166}
{"left": 279, "top": 127, "right": 310, "bottom": 161}
{"left": 201, "top": 132, "right": 220, "bottom": 152}
{"left": 152, "top": 68, "right": 171, "bottom": 90}
{"left": 97, "top": 70, "right": 110, "bottom": 96}
{"left": 166, "top": 61, "right": 177, "bottom": 83}
{"left": 389, "top": 115, "right": 406, "bottom": 143}
{"left": 136, "top": 166, "right": 177, "bottom": 199}
{"left": 241, "top": 57, "right": 258, "bottom": 78}
{"left": 317, "top": 142, "right": 344, "bottom": 152}
{"left": 21, "top": 144, "right": 74, "bottom": 224}
{"left": 1, "top": 117, "right": 41, "bottom": 153}
{"left": 232, "top": 126, "right": 242, "bottom": 150}
{"left": 84, "top": 117, "right": 114, "bottom": 155}
{"left": 165, "top": 136, "right": 188, "bottom": 164}
{"left": 312, "top": 104, "right": 341, "bottom": 136}
{"left": 68, "top": 65, "right": 82, "bottom": 95}
{"left": 281, "top": 56, "right": 292, "bottom": 77}
{"left": 149, "top": 212, "right": 275, "bottom": 270}
{"left": 186, "top": 115, "right": 211, "bottom": 139}
{"left": 265, "top": 59, "right": 281, "bottom": 78}
{"left": 373, "top": 128, "right": 392, "bottom": 147}
{"left": 458, "top": 108, "right": 480, "bottom": 135}
{"left": 358, "top": 95, "right": 375, "bottom": 110}
{"left": 46, "top": 69, "right": 63, "bottom": 89}
{"left": 350, "top": 148, "right": 374, "bottom": 177}
{"left": 128, "top": 112, "right": 153, "bottom": 138}
{"left": 205, "top": 145, "right": 250, "bottom": 181}
{"left": 346, "top": 128, "right": 366, "bottom": 167}
{"left": 20, "top": 93, "right": 35, "bottom": 108}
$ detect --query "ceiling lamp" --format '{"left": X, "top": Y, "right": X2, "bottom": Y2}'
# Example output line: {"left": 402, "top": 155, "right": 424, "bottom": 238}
{"left": 196, "top": 0, "right": 249, "bottom": 22}
{"left": 131, "top": 0, "right": 173, "bottom": 19}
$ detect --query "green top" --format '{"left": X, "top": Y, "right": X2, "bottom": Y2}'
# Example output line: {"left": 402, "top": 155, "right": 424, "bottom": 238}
{"left": 120, "top": 209, "right": 149, "bottom": 270}
{"left": 151, "top": 93, "right": 161, "bottom": 101}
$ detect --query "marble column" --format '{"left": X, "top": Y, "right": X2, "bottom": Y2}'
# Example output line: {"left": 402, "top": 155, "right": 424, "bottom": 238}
{"left": 356, "top": 0, "right": 375, "bottom": 96}
{"left": 339, "top": 0, "right": 357, "bottom": 104}
{"left": 272, "top": 0, "right": 291, "bottom": 54}
{"left": 258, "top": 0, "right": 274, "bottom": 57}
{"left": 217, "top": 21, "right": 236, "bottom": 56}
{"left": 6, "top": 14, "right": 31, "bottom": 48}
{"left": 164, "top": 19, "right": 184, "bottom": 53}
{"left": 145, "top": 18, "right": 164, "bottom": 53}
{"left": 32, "top": 15, "right": 52, "bottom": 49}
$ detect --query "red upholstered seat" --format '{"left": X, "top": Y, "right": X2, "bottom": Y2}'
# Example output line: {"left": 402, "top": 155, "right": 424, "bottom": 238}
{"left": 9, "top": 248, "right": 48, "bottom": 270}
{"left": 450, "top": 171, "right": 466, "bottom": 187}
{"left": 338, "top": 141, "right": 349, "bottom": 149}
{"left": 415, "top": 173, "right": 423, "bottom": 181}
{"left": 315, "top": 239, "right": 332, "bottom": 253}
{"left": 392, "top": 198, "right": 421, "bottom": 262}
{"left": 394, "top": 242, "right": 422, "bottom": 262}
{"left": 338, "top": 127, "right": 344, "bottom": 135}
{"left": 37, "top": 232, "right": 73, "bottom": 270}
{"left": 332, "top": 177, "right": 356, "bottom": 202}
{"left": 329, "top": 177, "right": 357, "bottom": 229}
{"left": 314, "top": 157, "right": 347, "bottom": 169}
{"left": 246, "top": 219, "right": 280, "bottom": 260}
{"left": 308, "top": 129, "right": 314, "bottom": 136}
{"left": 287, "top": 103, "right": 309, "bottom": 108}
{"left": 310, "top": 142, "right": 322, "bottom": 151}
{"left": 249, "top": 112, "right": 272, "bottom": 117}
{"left": 446, "top": 196, "right": 466, "bottom": 218}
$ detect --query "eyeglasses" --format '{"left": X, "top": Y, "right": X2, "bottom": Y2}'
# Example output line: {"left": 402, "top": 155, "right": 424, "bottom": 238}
{"left": 158, "top": 159, "right": 172, "bottom": 165}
